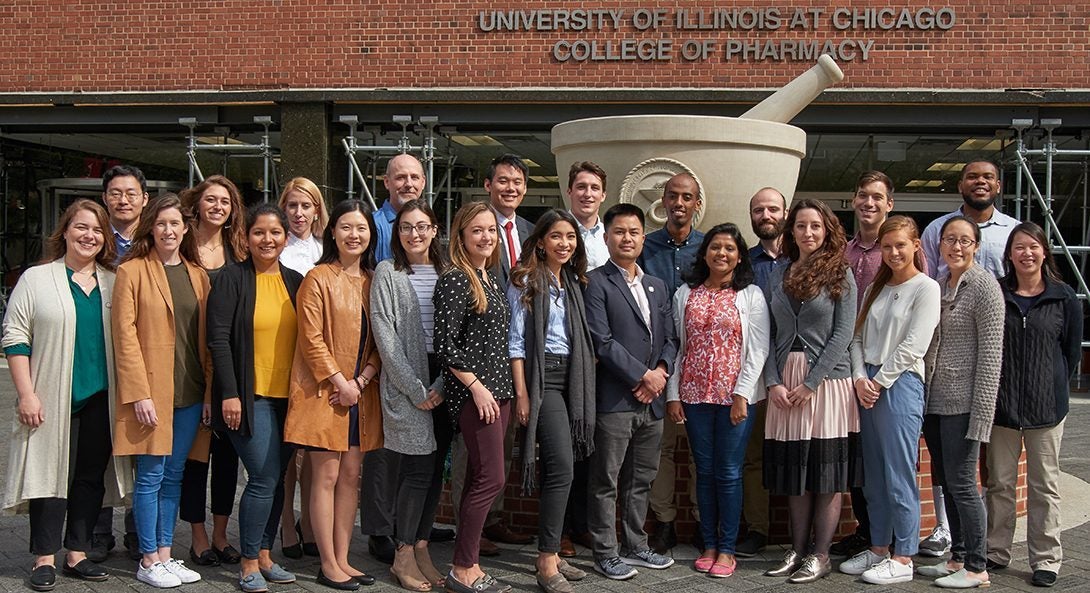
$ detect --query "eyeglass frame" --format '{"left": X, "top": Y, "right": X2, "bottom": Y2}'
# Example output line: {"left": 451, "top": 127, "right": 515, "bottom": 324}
{"left": 398, "top": 222, "right": 436, "bottom": 235}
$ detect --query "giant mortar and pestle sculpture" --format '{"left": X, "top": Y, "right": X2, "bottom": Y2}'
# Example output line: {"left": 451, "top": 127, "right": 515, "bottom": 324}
{"left": 551, "top": 55, "right": 845, "bottom": 240}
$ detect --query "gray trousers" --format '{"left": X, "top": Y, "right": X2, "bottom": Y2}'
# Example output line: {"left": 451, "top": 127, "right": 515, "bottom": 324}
{"left": 587, "top": 405, "right": 663, "bottom": 560}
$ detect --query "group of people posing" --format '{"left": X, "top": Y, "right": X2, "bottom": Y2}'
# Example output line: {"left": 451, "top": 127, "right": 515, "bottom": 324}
{"left": 2, "top": 153, "right": 1076, "bottom": 593}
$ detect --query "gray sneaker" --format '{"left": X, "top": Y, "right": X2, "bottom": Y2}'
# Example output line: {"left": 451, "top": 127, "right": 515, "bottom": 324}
{"left": 622, "top": 548, "right": 675, "bottom": 569}
{"left": 594, "top": 557, "right": 637, "bottom": 580}
{"left": 919, "top": 525, "right": 952, "bottom": 557}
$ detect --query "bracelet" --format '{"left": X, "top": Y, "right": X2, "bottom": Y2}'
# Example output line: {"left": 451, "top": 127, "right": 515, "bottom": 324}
{"left": 467, "top": 377, "right": 479, "bottom": 389}
{"left": 354, "top": 377, "right": 365, "bottom": 391}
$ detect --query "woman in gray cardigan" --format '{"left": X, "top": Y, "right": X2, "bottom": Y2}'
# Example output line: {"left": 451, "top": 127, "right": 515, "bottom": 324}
{"left": 369, "top": 199, "right": 447, "bottom": 592}
{"left": 762, "top": 199, "right": 860, "bottom": 585}
{"left": 918, "top": 215, "right": 1003, "bottom": 589}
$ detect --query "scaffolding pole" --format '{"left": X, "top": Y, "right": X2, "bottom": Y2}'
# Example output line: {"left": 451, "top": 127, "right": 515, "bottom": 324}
{"left": 180, "top": 116, "right": 278, "bottom": 201}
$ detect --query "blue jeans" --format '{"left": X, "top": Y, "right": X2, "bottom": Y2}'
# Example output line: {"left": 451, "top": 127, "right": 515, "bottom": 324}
{"left": 133, "top": 403, "right": 203, "bottom": 554}
{"left": 683, "top": 401, "right": 754, "bottom": 554}
{"left": 226, "top": 396, "right": 294, "bottom": 559}
{"left": 859, "top": 365, "right": 923, "bottom": 556}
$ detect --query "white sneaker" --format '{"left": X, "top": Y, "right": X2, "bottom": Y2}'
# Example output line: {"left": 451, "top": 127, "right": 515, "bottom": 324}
{"left": 136, "top": 561, "right": 182, "bottom": 588}
{"left": 862, "top": 558, "right": 914, "bottom": 585}
{"left": 919, "top": 525, "right": 952, "bottom": 557}
{"left": 839, "top": 549, "right": 889, "bottom": 575}
{"left": 163, "top": 558, "right": 201, "bottom": 584}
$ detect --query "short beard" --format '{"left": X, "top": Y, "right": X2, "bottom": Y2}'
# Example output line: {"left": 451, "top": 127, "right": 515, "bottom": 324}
{"left": 753, "top": 221, "right": 784, "bottom": 241}
{"left": 962, "top": 194, "right": 996, "bottom": 212}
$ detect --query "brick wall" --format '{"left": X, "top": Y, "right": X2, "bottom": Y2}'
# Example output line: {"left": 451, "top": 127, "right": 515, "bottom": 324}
{"left": 0, "top": 1, "right": 1087, "bottom": 93}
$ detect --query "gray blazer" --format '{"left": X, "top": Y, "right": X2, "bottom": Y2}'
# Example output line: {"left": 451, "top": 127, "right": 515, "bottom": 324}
{"left": 370, "top": 259, "right": 442, "bottom": 455}
{"left": 763, "top": 264, "right": 858, "bottom": 392}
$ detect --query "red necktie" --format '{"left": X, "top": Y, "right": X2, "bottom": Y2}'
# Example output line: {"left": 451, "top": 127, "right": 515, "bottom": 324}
{"left": 504, "top": 220, "right": 517, "bottom": 267}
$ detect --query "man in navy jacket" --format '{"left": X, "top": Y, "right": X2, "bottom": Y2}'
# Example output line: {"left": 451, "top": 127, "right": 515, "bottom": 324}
{"left": 584, "top": 203, "right": 678, "bottom": 580}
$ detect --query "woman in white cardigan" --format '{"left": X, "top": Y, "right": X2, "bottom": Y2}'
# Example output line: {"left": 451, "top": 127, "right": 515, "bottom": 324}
{"left": 2, "top": 199, "right": 132, "bottom": 591}
{"left": 665, "top": 223, "right": 770, "bottom": 578}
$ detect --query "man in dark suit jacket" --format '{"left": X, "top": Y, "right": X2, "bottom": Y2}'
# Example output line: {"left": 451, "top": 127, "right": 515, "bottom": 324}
{"left": 584, "top": 203, "right": 679, "bottom": 580}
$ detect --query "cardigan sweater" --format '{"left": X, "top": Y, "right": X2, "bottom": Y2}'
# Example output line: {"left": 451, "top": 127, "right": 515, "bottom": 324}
{"left": 923, "top": 264, "right": 1005, "bottom": 442}
{"left": 762, "top": 264, "right": 858, "bottom": 392}
{"left": 370, "top": 260, "right": 442, "bottom": 455}
{"left": 2, "top": 260, "right": 132, "bottom": 514}
{"left": 207, "top": 259, "right": 303, "bottom": 436}
{"left": 850, "top": 273, "right": 941, "bottom": 388}
{"left": 667, "top": 283, "right": 770, "bottom": 404}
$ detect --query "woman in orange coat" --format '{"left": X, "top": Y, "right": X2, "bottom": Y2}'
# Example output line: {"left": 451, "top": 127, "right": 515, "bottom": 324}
{"left": 284, "top": 199, "right": 382, "bottom": 590}
{"left": 112, "top": 194, "right": 210, "bottom": 589}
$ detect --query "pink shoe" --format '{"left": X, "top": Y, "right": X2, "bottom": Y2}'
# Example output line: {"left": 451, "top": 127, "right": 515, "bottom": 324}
{"left": 693, "top": 557, "right": 714, "bottom": 573}
{"left": 708, "top": 561, "right": 736, "bottom": 578}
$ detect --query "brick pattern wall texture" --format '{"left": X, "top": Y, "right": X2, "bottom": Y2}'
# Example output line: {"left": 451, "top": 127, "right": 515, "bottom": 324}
{"left": 0, "top": 1, "right": 1086, "bottom": 93}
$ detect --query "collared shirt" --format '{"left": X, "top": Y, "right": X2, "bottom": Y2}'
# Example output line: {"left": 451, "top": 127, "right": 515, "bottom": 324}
{"left": 373, "top": 200, "right": 398, "bottom": 263}
{"left": 574, "top": 213, "right": 609, "bottom": 270}
{"left": 921, "top": 206, "right": 1019, "bottom": 280}
{"left": 639, "top": 226, "right": 704, "bottom": 297}
{"left": 613, "top": 260, "right": 653, "bottom": 338}
{"left": 847, "top": 231, "right": 932, "bottom": 304}
{"left": 112, "top": 226, "right": 133, "bottom": 262}
{"left": 495, "top": 209, "right": 523, "bottom": 264}
{"left": 280, "top": 233, "right": 323, "bottom": 275}
{"left": 749, "top": 243, "right": 789, "bottom": 295}
{"left": 507, "top": 278, "right": 570, "bottom": 359}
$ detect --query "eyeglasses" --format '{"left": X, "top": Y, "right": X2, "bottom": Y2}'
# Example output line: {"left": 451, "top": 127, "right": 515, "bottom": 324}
{"left": 106, "top": 190, "right": 144, "bottom": 203}
{"left": 398, "top": 223, "right": 435, "bottom": 235}
{"left": 941, "top": 237, "right": 977, "bottom": 248}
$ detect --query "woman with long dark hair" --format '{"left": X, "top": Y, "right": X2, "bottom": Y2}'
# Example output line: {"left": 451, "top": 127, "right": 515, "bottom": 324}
{"left": 178, "top": 175, "right": 247, "bottom": 567}
{"left": 841, "top": 216, "right": 940, "bottom": 584}
{"left": 664, "top": 223, "right": 769, "bottom": 578}
{"left": 917, "top": 215, "right": 1003, "bottom": 589}
{"left": 987, "top": 221, "right": 1079, "bottom": 588}
{"left": 433, "top": 201, "right": 514, "bottom": 593}
{"left": 3, "top": 200, "right": 131, "bottom": 591}
{"left": 113, "top": 194, "right": 210, "bottom": 588}
{"left": 207, "top": 203, "right": 304, "bottom": 591}
{"left": 508, "top": 208, "right": 595, "bottom": 593}
{"left": 369, "top": 199, "right": 449, "bottom": 591}
{"left": 284, "top": 199, "right": 382, "bottom": 590}
{"left": 762, "top": 198, "right": 860, "bottom": 584}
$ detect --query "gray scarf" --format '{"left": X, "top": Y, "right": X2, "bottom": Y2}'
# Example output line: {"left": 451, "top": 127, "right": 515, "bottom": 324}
{"left": 520, "top": 266, "right": 596, "bottom": 493}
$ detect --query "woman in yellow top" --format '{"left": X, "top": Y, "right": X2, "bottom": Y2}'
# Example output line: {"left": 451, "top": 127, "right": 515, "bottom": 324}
{"left": 208, "top": 204, "right": 304, "bottom": 592}
{"left": 285, "top": 199, "right": 382, "bottom": 590}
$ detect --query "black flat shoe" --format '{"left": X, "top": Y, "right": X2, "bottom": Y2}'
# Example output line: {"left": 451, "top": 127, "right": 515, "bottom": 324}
{"left": 429, "top": 527, "right": 455, "bottom": 543}
{"left": 316, "top": 569, "right": 361, "bottom": 591}
{"left": 281, "top": 525, "right": 303, "bottom": 559}
{"left": 62, "top": 559, "right": 109, "bottom": 582}
{"left": 1032, "top": 570, "right": 1058, "bottom": 587}
{"left": 352, "top": 572, "right": 376, "bottom": 586}
{"left": 213, "top": 543, "right": 242, "bottom": 564}
{"left": 303, "top": 542, "right": 320, "bottom": 557}
{"left": 190, "top": 546, "right": 221, "bottom": 566}
{"left": 29, "top": 565, "right": 56, "bottom": 591}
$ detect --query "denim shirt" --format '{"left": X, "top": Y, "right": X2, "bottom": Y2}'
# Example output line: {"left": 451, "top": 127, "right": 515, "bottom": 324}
{"left": 507, "top": 279, "right": 570, "bottom": 358}
{"left": 639, "top": 226, "right": 704, "bottom": 297}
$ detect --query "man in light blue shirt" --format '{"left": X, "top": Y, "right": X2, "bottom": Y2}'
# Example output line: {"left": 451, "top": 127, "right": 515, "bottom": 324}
{"left": 373, "top": 153, "right": 426, "bottom": 263}
{"left": 566, "top": 161, "right": 610, "bottom": 270}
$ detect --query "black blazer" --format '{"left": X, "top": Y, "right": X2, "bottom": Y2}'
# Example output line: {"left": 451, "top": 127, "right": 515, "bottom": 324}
{"left": 207, "top": 258, "right": 304, "bottom": 436}
{"left": 492, "top": 208, "right": 534, "bottom": 288}
{"left": 584, "top": 261, "right": 678, "bottom": 420}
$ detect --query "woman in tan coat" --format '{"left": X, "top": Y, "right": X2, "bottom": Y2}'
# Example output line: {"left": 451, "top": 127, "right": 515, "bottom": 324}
{"left": 285, "top": 199, "right": 381, "bottom": 590}
{"left": 113, "top": 194, "right": 210, "bottom": 589}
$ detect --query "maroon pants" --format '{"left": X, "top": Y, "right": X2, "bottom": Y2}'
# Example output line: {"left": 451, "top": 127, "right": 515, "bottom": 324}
{"left": 453, "top": 399, "right": 512, "bottom": 567}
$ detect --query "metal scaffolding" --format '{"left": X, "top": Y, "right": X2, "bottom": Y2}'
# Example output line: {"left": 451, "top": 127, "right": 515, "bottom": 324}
{"left": 180, "top": 116, "right": 279, "bottom": 202}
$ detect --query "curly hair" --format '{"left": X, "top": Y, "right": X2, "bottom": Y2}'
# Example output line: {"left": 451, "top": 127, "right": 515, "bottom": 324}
{"left": 180, "top": 175, "right": 248, "bottom": 263}
{"left": 782, "top": 198, "right": 849, "bottom": 301}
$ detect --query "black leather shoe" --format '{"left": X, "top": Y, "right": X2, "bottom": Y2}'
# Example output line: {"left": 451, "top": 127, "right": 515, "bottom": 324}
{"left": 189, "top": 546, "right": 220, "bottom": 566}
{"left": 213, "top": 543, "right": 242, "bottom": 564}
{"left": 316, "top": 569, "right": 361, "bottom": 590}
{"left": 62, "top": 559, "right": 109, "bottom": 582}
{"left": 735, "top": 530, "right": 767, "bottom": 558}
{"left": 986, "top": 559, "right": 1009, "bottom": 571}
{"left": 647, "top": 521, "right": 676, "bottom": 554}
{"left": 87, "top": 534, "right": 113, "bottom": 563}
{"left": 29, "top": 565, "right": 56, "bottom": 591}
{"left": 282, "top": 524, "right": 303, "bottom": 559}
{"left": 429, "top": 526, "right": 455, "bottom": 543}
{"left": 368, "top": 535, "right": 395, "bottom": 565}
{"left": 353, "top": 572, "right": 376, "bottom": 586}
{"left": 1031, "top": 570, "right": 1058, "bottom": 587}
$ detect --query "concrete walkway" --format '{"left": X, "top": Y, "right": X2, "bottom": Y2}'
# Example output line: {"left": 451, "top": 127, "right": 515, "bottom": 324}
{"left": 0, "top": 370, "right": 1087, "bottom": 593}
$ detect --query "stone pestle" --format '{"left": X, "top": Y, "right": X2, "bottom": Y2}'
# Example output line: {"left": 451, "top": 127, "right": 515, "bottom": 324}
{"left": 739, "top": 54, "right": 845, "bottom": 124}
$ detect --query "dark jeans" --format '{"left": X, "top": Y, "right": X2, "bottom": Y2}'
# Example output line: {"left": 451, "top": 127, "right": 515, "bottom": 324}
{"left": 587, "top": 406, "right": 663, "bottom": 560}
{"left": 535, "top": 356, "right": 574, "bottom": 553}
{"left": 453, "top": 399, "right": 511, "bottom": 568}
{"left": 226, "top": 396, "right": 294, "bottom": 559}
{"left": 683, "top": 401, "right": 754, "bottom": 554}
{"left": 360, "top": 448, "right": 396, "bottom": 537}
{"left": 392, "top": 452, "right": 435, "bottom": 546}
{"left": 564, "top": 460, "right": 589, "bottom": 537}
{"left": 923, "top": 413, "right": 986, "bottom": 572}
{"left": 179, "top": 431, "right": 239, "bottom": 523}
{"left": 29, "top": 392, "right": 112, "bottom": 555}
{"left": 416, "top": 353, "right": 453, "bottom": 543}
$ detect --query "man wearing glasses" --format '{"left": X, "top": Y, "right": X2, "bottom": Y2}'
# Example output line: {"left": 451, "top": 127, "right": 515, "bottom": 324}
{"left": 102, "top": 165, "right": 150, "bottom": 260}
{"left": 921, "top": 160, "right": 1018, "bottom": 280}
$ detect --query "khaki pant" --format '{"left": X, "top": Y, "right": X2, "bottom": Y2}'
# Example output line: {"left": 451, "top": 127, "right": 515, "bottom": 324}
{"left": 450, "top": 409, "right": 517, "bottom": 528}
{"left": 649, "top": 416, "right": 697, "bottom": 523}
{"left": 985, "top": 420, "right": 1064, "bottom": 573}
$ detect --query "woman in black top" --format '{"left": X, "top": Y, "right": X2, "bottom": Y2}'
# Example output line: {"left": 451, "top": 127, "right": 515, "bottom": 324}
{"left": 987, "top": 221, "right": 1081, "bottom": 588}
{"left": 432, "top": 201, "right": 513, "bottom": 593}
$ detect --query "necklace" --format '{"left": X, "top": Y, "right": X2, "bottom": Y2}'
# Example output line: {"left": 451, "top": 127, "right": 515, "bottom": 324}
{"left": 200, "top": 240, "right": 223, "bottom": 253}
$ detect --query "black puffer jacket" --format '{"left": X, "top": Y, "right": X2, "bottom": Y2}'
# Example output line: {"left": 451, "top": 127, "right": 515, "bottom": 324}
{"left": 995, "top": 277, "right": 1082, "bottom": 429}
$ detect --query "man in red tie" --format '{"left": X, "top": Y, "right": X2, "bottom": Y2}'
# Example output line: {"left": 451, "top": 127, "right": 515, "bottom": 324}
{"left": 449, "top": 153, "right": 536, "bottom": 556}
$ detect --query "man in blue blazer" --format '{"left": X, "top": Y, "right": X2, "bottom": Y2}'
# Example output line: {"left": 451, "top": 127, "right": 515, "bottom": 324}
{"left": 584, "top": 203, "right": 679, "bottom": 580}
